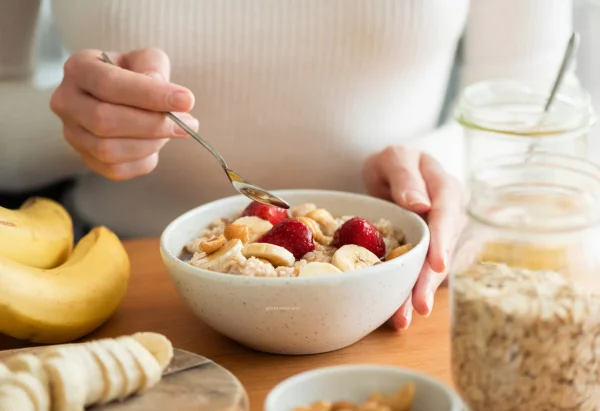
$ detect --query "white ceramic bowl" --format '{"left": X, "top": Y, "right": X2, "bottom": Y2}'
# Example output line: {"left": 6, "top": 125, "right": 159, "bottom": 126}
{"left": 264, "top": 365, "right": 464, "bottom": 411}
{"left": 160, "top": 190, "right": 429, "bottom": 355}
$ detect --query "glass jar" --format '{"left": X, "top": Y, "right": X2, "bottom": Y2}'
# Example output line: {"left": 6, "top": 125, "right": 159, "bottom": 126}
{"left": 450, "top": 152, "right": 600, "bottom": 410}
{"left": 455, "top": 79, "right": 596, "bottom": 179}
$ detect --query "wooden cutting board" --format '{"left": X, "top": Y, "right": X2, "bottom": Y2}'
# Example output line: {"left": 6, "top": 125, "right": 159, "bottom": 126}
{"left": 0, "top": 347, "right": 249, "bottom": 411}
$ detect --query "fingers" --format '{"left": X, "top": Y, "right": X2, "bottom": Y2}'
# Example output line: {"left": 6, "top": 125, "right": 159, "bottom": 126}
{"left": 390, "top": 292, "right": 413, "bottom": 330}
{"left": 54, "top": 86, "right": 198, "bottom": 139}
{"left": 364, "top": 147, "right": 431, "bottom": 214}
{"left": 392, "top": 263, "right": 447, "bottom": 328}
{"left": 80, "top": 151, "right": 160, "bottom": 181}
{"left": 411, "top": 262, "right": 445, "bottom": 317}
{"left": 52, "top": 48, "right": 199, "bottom": 182}
{"left": 64, "top": 49, "right": 194, "bottom": 112}
{"left": 64, "top": 124, "right": 170, "bottom": 164}
{"left": 124, "top": 47, "right": 172, "bottom": 81}
{"left": 366, "top": 146, "right": 464, "bottom": 326}
{"left": 420, "top": 154, "right": 464, "bottom": 273}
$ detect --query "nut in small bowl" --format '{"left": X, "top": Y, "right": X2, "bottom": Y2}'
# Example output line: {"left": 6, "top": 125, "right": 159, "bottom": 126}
{"left": 264, "top": 365, "right": 464, "bottom": 411}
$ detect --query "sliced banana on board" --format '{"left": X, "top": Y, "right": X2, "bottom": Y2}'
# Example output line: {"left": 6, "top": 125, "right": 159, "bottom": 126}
{"left": 242, "top": 243, "right": 295, "bottom": 267}
{"left": 5, "top": 372, "right": 49, "bottom": 411}
{"left": 4, "top": 353, "right": 47, "bottom": 387}
{"left": 40, "top": 345, "right": 103, "bottom": 406}
{"left": 43, "top": 356, "right": 86, "bottom": 411}
{"left": 98, "top": 339, "right": 143, "bottom": 399}
{"left": 116, "top": 337, "right": 162, "bottom": 392}
{"left": 0, "top": 363, "right": 10, "bottom": 379}
{"left": 193, "top": 239, "right": 243, "bottom": 271}
{"left": 76, "top": 347, "right": 105, "bottom": 406}
{"left": 231, "top": 216, "right": 273, "bottom": 242}
{"left": 0, "top": 332, "right": 173, "bottom": 411}
{"left": 0, "top": 384, "right": 36, "bottom": 411}
{"left": 131, "top": 332, "right": 174, "bottom": 372}
{"left": 86, "top": 342, "right": 124, "bottom": 404}
{"left": 298, "top": 262, "right": 342, "bottom": 277}
{"left": 331, "top": 244, "right": 381, "bottom": 272}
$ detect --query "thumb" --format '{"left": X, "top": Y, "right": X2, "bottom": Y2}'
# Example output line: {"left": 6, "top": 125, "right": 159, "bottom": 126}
{"left": 379, "top": 147, "right": 431, "bottom": 214}
{"left": 124, "top": 47, "right": 172, "bottom": 82}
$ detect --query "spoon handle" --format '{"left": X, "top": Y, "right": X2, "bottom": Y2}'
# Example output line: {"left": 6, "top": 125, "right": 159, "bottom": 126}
{"left": 100, "top": 52, "right": 228, "bottom": 170}
{"left": 163, "top": 112, "right": 228, "bottom": 169}
{"left": 543, "top": 32, "right": 580, "bottom": 113}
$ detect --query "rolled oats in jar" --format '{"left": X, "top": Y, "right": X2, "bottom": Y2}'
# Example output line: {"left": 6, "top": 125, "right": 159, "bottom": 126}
{"left": 450, "top": 153, "right": 600, "bottom": 411}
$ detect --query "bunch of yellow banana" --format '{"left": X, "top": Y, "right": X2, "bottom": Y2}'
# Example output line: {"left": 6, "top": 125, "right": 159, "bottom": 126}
{"left": 0, "top": 198, "right": 130, "bottom": 344}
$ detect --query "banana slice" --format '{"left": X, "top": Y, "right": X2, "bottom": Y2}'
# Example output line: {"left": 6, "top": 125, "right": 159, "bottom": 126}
{"left": 98, "top": 339, "right": 142, "bottom": 399}
{"left": 40, "top": 345, "right": 102, "bottom": 406}
{"left": 116, "top": 337, "right": 162, "bottom": 392}
{"left": 131, "top": 332, "right": 174, "bottom": 372}
{"left": 86, "top": 342, "right": 123, "bottom": 404}
{"left": 76, "top": 347, "right": 104, "bottom": 406}
{"left": 295, "top": 217, "right": 331, "bottom": 245}
{"left": 0, "top": 384, "right": 35, "bottom": 411}
{"left": 43, "top": 356, "right": 86, "bottom": 411}
{"left": 242, "top": 243, "right": 295, "bottom": 267}
{"left": 298, "top": 262, "right": 342, "bottom": 277}
{"left": 6, "top": 372, "right": 49, "bottom": 411}
{"left": 0, "top": 362, "right": 10, "bottom": 379}
{"left": 231, "top": 216, "right": 273, "bottom": 242}
{"left": 305, "top": 209, "right": 338, "bottom": 236}
{"left": 4, "top": 353, "right": 47, "bottom": 387}
{"left": 331, "top": 244, "right": 381, "bottom": 272}
{"left": 193, "top": 239, "right": 243, "bottom": 271}
{"left": 290, "top": 203, "right": 317, "bottom": 218}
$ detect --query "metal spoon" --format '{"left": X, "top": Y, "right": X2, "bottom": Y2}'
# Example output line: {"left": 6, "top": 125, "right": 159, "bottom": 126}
{"left": 100, "top": 52, "right": 290, "bottom": 209}
{"left": 526, "top": 32, "right": 579, "bottom": 151}
{"left": 542, "top": 32, "right": 580, "bottom": 115}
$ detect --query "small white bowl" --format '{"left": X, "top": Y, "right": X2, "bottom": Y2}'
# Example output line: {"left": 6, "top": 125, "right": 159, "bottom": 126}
{"left": 160, "top": 190, "right": 429, "bottom": 355}
{"left": 264, "top": 365, "right": 464, "bottom": 411}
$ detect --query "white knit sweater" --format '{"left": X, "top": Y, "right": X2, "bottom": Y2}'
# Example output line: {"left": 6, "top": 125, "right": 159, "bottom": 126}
{"left": 0, "top": 0, "right": 574, "bottom": 237}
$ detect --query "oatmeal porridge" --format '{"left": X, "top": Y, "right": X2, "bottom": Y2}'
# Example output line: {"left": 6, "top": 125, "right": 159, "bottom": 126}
{"left": 179, "top": 201, "right": 413, "bottom": 277}
{"left": 293, "top": 383, "right": 415, "bottom": 411}
{"left": 452, "top": 262, "right": 600, "bottom": 410}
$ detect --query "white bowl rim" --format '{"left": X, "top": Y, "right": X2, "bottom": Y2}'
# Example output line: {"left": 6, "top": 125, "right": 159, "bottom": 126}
{"left": 160, "top": 189, "right": 430, "bottom": 285}
{"left": 264, "top": 363, "right": 462, "bottom": 409}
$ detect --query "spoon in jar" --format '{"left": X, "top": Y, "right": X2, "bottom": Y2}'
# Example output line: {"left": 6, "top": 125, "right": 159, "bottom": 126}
{"left": 541, "top": 32, "right": 580, "bottom": 116}
{"left": 526, "top": 32, "right": 580, "bottom": 155}
{"left": 100, "top": 52, "right": 290, "bottom": 209}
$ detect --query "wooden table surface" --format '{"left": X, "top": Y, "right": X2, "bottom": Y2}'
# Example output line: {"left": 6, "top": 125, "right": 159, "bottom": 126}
{"left": 0, "top": 237, "right": 453, "bottom": 411}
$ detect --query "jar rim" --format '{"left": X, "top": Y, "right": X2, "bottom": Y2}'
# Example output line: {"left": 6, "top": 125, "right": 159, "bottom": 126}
{"left": 467, "top": 152, "right": 600, "bottom": 233}
{"left": 456, "top": 78, "right": 596, "bottom": 136}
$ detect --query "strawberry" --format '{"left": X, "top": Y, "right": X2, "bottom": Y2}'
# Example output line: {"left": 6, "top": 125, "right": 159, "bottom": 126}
{"left": 257, "top": 218, "right": 315, "bottom": 259}
{"left": 331, "top": 217, "right": 386, "bottom": 259}
{"left": 242, "top": 201, "right": 289, "bottom": 225}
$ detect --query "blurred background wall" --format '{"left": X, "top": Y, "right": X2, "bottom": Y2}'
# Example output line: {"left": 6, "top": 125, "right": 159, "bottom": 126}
{"left": 12, "top": 0, "right": 600, "bottom": 202}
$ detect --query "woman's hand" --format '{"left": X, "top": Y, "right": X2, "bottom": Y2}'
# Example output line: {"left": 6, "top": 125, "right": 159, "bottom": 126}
{"left": 50, "top": 48, "right": 199, "bottom": 180}
{"left": 363, "top": 146, "right": 464, "bottom": 330}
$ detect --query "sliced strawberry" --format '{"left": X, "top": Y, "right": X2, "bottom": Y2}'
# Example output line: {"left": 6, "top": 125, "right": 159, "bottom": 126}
{"left": 257, "top": 218, "right": 315, "bottom": 259}
{"left": 332, "top": 217, "right": 386, "bottom": 258}
{"left": 242, "top": 201, "right": 289, "bottom": 225}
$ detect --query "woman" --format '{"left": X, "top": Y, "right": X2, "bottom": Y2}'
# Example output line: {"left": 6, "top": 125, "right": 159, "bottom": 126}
{"left": 0, "top": 0, "right": 573, "bottom": 329}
